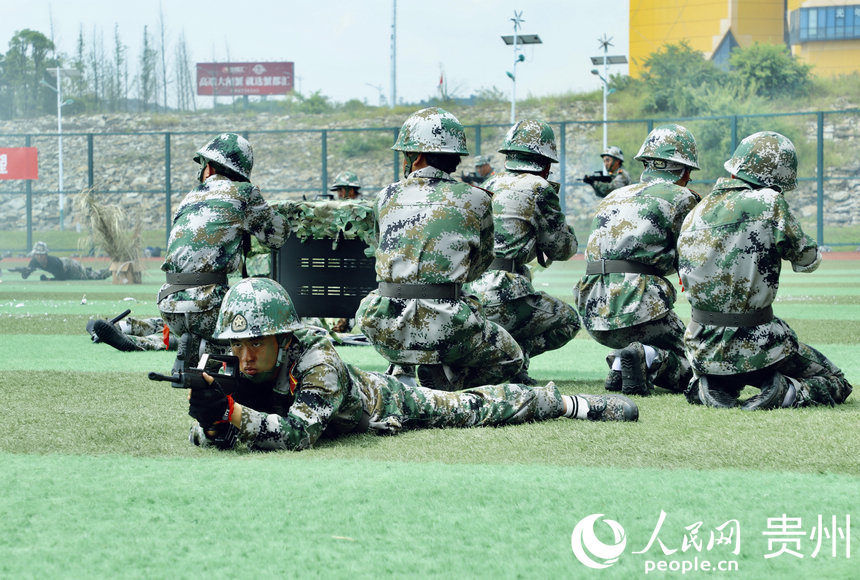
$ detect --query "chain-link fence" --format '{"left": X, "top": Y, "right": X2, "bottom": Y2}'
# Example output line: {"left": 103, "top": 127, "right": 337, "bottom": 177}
{"left": 1, "top": 108, "right": 857, "bottom": 254}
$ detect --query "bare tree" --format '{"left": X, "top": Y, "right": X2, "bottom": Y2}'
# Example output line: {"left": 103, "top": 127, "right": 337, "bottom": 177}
{"left": 158, "top": 2, "right": 168, "bottom": 111}
{"left": 174, "top": 31, "right": 196, "bottom": 111}
{"left": 139, "top": 25, "right": 157, "bottom": 111}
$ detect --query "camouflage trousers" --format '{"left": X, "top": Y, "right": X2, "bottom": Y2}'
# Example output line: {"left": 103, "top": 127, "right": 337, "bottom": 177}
{"left": 117, "top": 316, "right": 173, "bottom": 351}
{"left": 354, "top": 368, "right": 564, "bottom": 434}
{"left": 160, "top": 308, "right": 227, "bottom": 368}
{"left": 587, "top": 311, "right": 691, "bottom": 393}
{"left": 61, "top": 258, "right": 107, "bottom": 280}
{"left": 689, "top": 342, "right": 852, "bottom": 407}
{"left": 482, "top": 292, "right": 580, "bottom": 362}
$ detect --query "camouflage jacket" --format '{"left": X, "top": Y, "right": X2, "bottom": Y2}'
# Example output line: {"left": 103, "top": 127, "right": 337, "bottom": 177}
{"left": 591, "top": 167, "right": 632, "bottom": 198}
{"left": 678, "top": 177, "right": 821, "bottom": 375}
{"left": 26, "top": 255, "right": 65, "bottom": 279}
{"left": 466, "top": 171, "right": 577, "bottom": 303}
{"left": 158, "top": 175, "right": 287, "bottom": 313}
{"left": 357, "top": 165, "right": 494, "bottom": 363}
{"left": 575, "top": 174, "right": 699, "bottom": 331}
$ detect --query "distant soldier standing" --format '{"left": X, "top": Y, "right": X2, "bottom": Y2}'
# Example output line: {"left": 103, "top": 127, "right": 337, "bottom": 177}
{"left": 678, "top": 131, "right": 852, "bottom": 409}
{"left": 357, "top": 107, "right": 524, "bottom": 390}
{"left": 461, "top": 155, "right": 494, "bottom": 186}
{"left": 465, "top": 120, "right": 579, "bottom": 384}
{"left": 157, "top": 133, "right": 287, "bottom": 369}
{"left": 583, "top": 146, "right": 631, "bottom": 198}
{"left": 574, "top": 125, "right": 700, "bottom": 396}
{"left": 329, "top": 171, "right": 362, "bottom": 200}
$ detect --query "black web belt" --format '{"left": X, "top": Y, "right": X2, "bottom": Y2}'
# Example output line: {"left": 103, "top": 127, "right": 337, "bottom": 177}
{"left": 585, "top": 259, "right": 663, "bottom": 276}
{"left": 489, "top": 257, "right": 518, "bottom": 272}
{"left": 378, "top": 282, "right": 461, "bottom": 300}
{"left": 691, "top": 305, "right": 774, "bottom": 327}
{"left": 157, "top": 271, "right": 228, "bottom": 303}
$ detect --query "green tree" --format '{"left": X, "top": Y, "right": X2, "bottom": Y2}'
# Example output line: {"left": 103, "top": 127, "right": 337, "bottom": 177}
{"left": 638, "top": 40, "right": 725, "bottom": 116}
{"left": 728, "top": 42, "right": 812, "bottom": 98}
{"left": 0, "top": 29, "right": 58, "bottom": 118}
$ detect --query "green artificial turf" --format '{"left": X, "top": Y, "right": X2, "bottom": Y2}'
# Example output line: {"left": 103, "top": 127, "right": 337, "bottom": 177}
{"left": 0, "top": 258, "right": 857, "bottom": 577}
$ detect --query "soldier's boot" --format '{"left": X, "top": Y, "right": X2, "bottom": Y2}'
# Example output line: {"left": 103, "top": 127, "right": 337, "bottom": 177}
{"left": 618, "top": 342, "right": 652, "bottom": 396}
{"left": 417, "top": 364, "right": 456, "bottom": 391}
{"left": 576, "top": 394, "right": 639, "bottom": 422}
{"left": 511, "top": 369, "right": 538, "bottom": 386}
{"left": 91, "top": 319, "right": 142, "bottom": 352}
{"left": 387, "top": 364, "right": 417, "bottom": 388}
{"left": 604, "top": 369, "right": 623, "bottom": 392}
{"left": 97, "top": 268, "right": 111, "bottom": 280}
{"left": 742, "top": 372, "right": 791, "bottom": 411}
{"left": 697, "top": 375, "right": 740, "bottom": 409}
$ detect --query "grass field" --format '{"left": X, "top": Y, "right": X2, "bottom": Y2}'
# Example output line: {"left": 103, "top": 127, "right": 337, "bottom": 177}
{"left": 0, "top": 257, "right": 857, "bottom": 578}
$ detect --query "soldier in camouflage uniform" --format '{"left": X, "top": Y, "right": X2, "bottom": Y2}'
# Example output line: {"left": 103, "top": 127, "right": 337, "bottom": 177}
{"left": 157, "top": 133, "right": 287, "bottom": 369}
{"left": 678, "top": 132, "right": 852, "bottom": 410}
{"left": 461, "top": 155, "right": 494, "bottom": 186}
{"left": 329, "top": 171, "right": 362, "bottom": 200}
{"left": 574, "top": 124, "right": 701, "bottom": 396}
{"left": 187, "top": 278, "right": 638, "bottom": 450}
{"left": 88, "top": 315, "right": 176, "bottom": 352}
{"left": 465, "top": 120, "right": 579, "bottom": 384}
{"left": 20, "top": 241, "right": 110, "bottom": 281}
{"left": 584, "top": 146, "right": 631, "bottom": 198}
{"left": 356, "top": 107, "right": 524, "bottom": 391}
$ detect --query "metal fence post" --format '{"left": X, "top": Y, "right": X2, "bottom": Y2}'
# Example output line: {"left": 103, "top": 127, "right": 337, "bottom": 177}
{"left": 474, "top": 125, "right": 482, "bottom": 155}
{"left": 321, "top": 129, "right": 328, "bottom": 195}
{"left": 559, "top": 122, "right": 567, "bottom": 214}
{"left": 87, "top": 134, "right": 94, "bottom": 188}
{"left": 647, "top": 119, "right": 654, "bottom": 133}
{"left": 393, "top": 128, "right": 400, "bottom": 182}
{"left": 25, "top": 134, "right": 32, "bottom": 252}
{"left": 817, "top": 112, "right": 824, "bottom": 246}
{"left": 165, "top": 133, "right": 172, "bottom": 248}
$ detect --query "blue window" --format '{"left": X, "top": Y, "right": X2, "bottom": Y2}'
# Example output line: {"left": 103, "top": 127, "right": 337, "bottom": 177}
{"left": 791, "top": 5, "right": 860, "bottom": 43}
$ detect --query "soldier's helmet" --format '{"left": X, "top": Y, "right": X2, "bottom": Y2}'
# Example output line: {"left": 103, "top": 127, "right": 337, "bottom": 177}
{"left": 635, "top": 124, "right": 700, "bottom": 170}
{"left": 194, "top": 132, "right": 254, "bottom": 181}
{"left": 329, "top": 171, "right": 362, "bottom": 191}
{"left": 31, "top": 241, "right": 49, "bottom": 255}
{"left": 499, "top": 120, "right": 559, "bottom": 171}
{"left": 213, "top": 278, "right": 302, "bottom": 341}
{"left": 724, "top": 131, "right": 798, "bottom": 192}
{"left": 473, "top": 155, "right": 492, "bottom": 168}
{"left": 601, "top": 146, "right": 624, "bottom": 163}
{"left": 391, "top": 107, "right": 469, "bottom": 155}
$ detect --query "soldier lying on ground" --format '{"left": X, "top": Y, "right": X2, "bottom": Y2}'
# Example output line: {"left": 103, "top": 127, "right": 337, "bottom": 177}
{"left": 186, "top": 278, "right": 639, "bottom": 451}
{"left": 88, "top": 313, "right": 177, "bottom": 352}
{"left": 19, "top": 241, "right": 110, "bottom": 281}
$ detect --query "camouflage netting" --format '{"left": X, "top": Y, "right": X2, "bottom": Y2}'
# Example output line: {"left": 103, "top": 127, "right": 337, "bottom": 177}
{"left": 249, "top": 199, "right": 376, "bottom": 256}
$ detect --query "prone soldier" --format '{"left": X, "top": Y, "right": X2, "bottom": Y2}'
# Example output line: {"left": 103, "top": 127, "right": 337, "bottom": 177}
{"left": 19, "top": 241, "right": 110, "bottom": 281}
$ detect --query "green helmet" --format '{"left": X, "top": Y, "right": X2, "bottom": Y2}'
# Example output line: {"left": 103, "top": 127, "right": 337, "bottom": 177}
{"left": 194, "top": 132, "right": 254, "bottom": 181}
{"left": 391, "top": 107, "right": 469, "bottom": 155}
{"left": 724, "top": 131, "right": 798, "bottom": 192}
{"left": 329, "top": 171, "right": 361, "bottom": 191}
{"left": 635, "top": 124, "right": 700, "bottom": 170}
{"left": 213, "top": 278, "right": 302, "bottom": 341}
{"left": 601, "top": 146, "right": 624, "bottom": 163}
{"left": 500, "top": 120, "right": 559, "bottom": 171}
{"left": 31, "top": 241, "right": 48, "bottom": 255}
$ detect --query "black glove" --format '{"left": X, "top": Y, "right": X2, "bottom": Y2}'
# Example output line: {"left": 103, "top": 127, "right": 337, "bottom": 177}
{"left": 189, "top": 386, "right": 232, "bottom": 427}
{"left": 21, "top": 269, "right": 30, "bottom": 279}
{"left": 40, "top": 274, "right": 48, "bottom": 281}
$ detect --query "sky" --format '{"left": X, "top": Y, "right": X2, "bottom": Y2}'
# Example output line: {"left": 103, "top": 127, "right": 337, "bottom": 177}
{"left": 1, "top": 0, "right": 630, "bottom": 106}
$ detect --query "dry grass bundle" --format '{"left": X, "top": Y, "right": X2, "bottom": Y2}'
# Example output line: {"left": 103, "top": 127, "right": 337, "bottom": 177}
{"left": 75, "top": 189, "right": 142, "bottom": 266}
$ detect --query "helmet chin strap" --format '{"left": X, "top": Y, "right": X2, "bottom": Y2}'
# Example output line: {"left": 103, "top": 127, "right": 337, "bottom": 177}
{"left": 403, "top": 152, "right": 419, "bottom": 178}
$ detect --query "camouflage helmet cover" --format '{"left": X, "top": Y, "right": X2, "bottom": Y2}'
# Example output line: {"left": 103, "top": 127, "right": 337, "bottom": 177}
{"left": 499, "top": 120, "right": 559, "bottom": 165}
{"left": 194, "top": 132, "right": 254, "bottom": 181}
{"left": 330, "top": 170, "right": 362, "bottom": 191}
{"left": 724, "top": 131, "right": 798, "bottom": 192}
{"left": 213, "top": 277, "right": 302, "bottom": 341}
{"left": 31, "top": 241, "right": 49, "bottom": 255}
{"left": 601, "top": 146, "right": 624, "bottom": 162}
{"left": 635, "top": 124, "right": 700, "bottom": 170}
{"left": 391, "top": 107, "right": 469, "bottom": 155}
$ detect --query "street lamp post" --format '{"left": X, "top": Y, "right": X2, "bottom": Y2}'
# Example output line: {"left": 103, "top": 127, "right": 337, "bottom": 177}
{"left": 501, "top": 11, "right": 541, "bottom": 124}
{"left": 589, "top": 35, "right": 627, "bottom": 152}
{"left": 45, "top": 67, "right": 80, "bottom": 230}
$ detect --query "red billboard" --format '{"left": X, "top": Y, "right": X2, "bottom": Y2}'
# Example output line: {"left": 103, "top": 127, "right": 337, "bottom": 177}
{"left": 196, "top": 62, "right": 294, "bottom": 96}
{"left": 0, "top": 147, "right": 38, "bottom": 180}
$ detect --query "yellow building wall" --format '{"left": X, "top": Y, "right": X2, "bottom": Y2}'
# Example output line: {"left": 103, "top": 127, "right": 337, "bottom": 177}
{"left": 630, "top": 0, "right": 788, "bottom": 76}
{"left": 791, "top": 41, "right": 860, "bottom": 76}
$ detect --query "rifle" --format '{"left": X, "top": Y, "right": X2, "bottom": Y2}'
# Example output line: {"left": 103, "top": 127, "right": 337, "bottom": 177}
{"left": 148, "top": 352, "right": 242, "bottom": 393}
{"left": 582, "top": 171, "right": 612, "bottom": 185}
{"left": 461, "top": 171, "right": 483, "bottom": 185}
